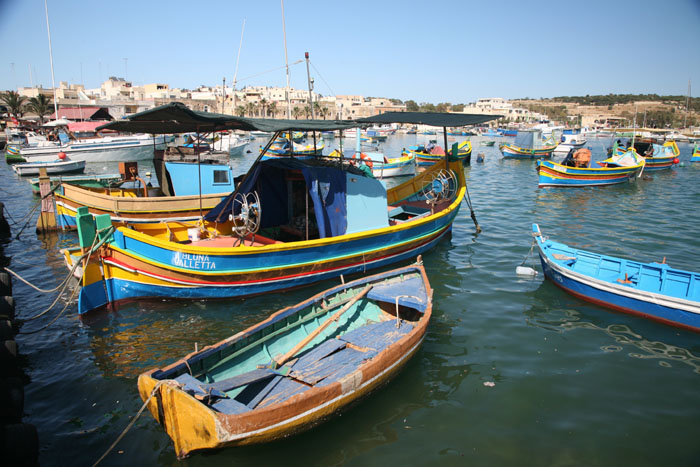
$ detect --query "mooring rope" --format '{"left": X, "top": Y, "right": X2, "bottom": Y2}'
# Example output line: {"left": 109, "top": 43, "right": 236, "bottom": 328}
{"left": 12, "top": 184, "right": 62, "bottom": 238}
{"left": 92, "top": 380, "right": 176, "bottom": 467}
{"left": 5, "top": 226, "right": 114, "bottom": 324}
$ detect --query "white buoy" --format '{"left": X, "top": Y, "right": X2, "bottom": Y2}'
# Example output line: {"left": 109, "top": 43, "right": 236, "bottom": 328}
{"left": 516, "top": 265, "right": 538, "bottom": 276}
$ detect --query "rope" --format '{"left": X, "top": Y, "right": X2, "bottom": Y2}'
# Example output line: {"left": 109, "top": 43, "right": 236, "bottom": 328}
{"left": 520, "top": 237, "right": 537, "bottom": 267}
{"left": 93, "top": 380, "right": 175, "bottom": 467}
{"left": 8, "top": 226, "right": 113, "bottom": 324}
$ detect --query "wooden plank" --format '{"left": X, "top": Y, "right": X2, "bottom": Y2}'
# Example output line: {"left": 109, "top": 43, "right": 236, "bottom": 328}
{"left": 275, "top": 285, "right": 372, "bottom": 368}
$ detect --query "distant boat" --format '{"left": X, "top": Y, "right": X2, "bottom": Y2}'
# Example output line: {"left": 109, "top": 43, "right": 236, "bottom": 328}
{"left": 533, "top": 223, "right": 700, "bottom": 332}
{"left": 327, "top": 150, "right": 416, "bottom": 178}
{"left": 16, "top": 129, "right": 166, "bottom": 163}
{"left": 612, "top": 140, "right": 679, "bottom": 171}
{"left": 408, "top": 140, "right": 472, "bottom": 166}
{"left": 13, "top": 158, "right": 85, "bottom": 176}
{"left": 499, "top": 130, "right": 557, "bottom": 159}
{"left": 498, "top": 128, "right": 517, "bottom": 137}
{"left": 137, "top": 261, "right": 433, "bottom": 458}
{"left": 536, "top": 148, "right": 645, "bottom": 187}
{"left": 480, "top": 140, "right": 495, "bottom": 146}
{"left": 691, "top": 143, "right": 700, "bottom": 162}
{"left": 554, "top": 128, "right": 587, "bottom": 153}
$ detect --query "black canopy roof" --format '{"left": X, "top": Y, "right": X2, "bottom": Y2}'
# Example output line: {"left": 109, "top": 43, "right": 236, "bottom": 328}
{"left": 96, "top": 102, "right": 362, "bottom": 134}
{"left": 357, "top": 111, "right": 501, "bottom": 127}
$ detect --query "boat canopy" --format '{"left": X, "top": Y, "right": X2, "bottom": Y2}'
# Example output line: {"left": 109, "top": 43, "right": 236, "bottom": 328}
{"left": 96, "top": 102, "right": 362, "bottom": 134}
{"left": 357, "top": 111, "right": 501, "bottom": 127}
{"left": 513, "top": 130, "right": 545, "bottom": 149}
{"left": 204, "top": 158, "right": 387, "bottom": 239}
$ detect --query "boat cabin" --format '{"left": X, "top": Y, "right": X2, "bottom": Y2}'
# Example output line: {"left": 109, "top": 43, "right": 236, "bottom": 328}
{"left": 204, "top": 158, "right": 401, "bottom": 242}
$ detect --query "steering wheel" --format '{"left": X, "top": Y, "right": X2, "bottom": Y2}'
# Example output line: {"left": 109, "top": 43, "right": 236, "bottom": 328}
{"left": 229, "top": 191, "right": 261, "bottom": 239}
{"left": 421, "top": 169, "right": 457, "bottom": 204}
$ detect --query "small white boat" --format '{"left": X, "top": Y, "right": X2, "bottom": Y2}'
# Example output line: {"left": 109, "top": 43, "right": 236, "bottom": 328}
{"left": 13, "top": 158, "right": 86, "bottom": 176}
{"left": 554, "top": 129, "right": 587, "bottom": 153}
{"left": 18, "top": 133, "right": 166, "bottom": 163}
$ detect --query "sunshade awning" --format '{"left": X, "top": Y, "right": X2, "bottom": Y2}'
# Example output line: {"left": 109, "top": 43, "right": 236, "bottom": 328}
{"left": 357, "top": 111, "right": 502, "bottom": 127}
{"left": 95, "top": 102, "right": 362, "bottom": 134}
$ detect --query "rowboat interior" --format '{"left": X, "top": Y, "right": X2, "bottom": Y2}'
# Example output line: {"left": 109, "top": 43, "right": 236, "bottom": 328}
{"left": 145, "top": 268, "right": 429, "bottom": 417}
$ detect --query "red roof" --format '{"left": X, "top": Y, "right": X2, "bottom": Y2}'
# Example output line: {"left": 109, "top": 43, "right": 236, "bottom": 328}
{"left": 49, "top": 107, "right": 112, "bottom": 121}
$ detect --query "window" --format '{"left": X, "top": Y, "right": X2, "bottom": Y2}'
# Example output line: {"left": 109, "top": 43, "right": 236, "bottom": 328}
{"left": 213, "top": 170, "right": 229, "bottom": 184}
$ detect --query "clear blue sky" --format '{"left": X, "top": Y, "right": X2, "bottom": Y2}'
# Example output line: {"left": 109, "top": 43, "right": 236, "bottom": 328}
{"left": 1, "top": 0, "right": 698, "bottom": 104}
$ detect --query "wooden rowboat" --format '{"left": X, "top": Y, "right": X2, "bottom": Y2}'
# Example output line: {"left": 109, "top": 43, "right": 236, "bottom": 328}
{"left": 534, "top": 224, "right": 700, "bottom": 332}
{"left": 138, "top": 261, "right": 433, "bottom": 458}
{"left": 536, "top": 148, "right": 645, "bottom": 187}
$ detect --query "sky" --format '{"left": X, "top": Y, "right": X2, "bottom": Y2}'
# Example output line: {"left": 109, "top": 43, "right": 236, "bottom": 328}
{"left": 0, "top": 0, "right": 698, "bottom": 104}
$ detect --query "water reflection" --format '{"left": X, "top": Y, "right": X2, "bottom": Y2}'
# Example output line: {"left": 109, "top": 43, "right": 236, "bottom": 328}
{"left": 525, "top": 282, "right": 700, "bottom": 374}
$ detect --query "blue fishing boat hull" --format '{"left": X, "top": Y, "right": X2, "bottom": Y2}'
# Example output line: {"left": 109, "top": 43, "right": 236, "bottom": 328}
{"left": 533, "top": 224, "right": 700, "bottom": 332}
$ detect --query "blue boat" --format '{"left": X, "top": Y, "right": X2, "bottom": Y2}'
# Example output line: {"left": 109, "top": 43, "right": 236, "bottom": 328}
{"left": 691, "top": 143, "right": 700, "bottom": 162}
{"left": 533, "top": 224, "right": 700, "bottom": 332}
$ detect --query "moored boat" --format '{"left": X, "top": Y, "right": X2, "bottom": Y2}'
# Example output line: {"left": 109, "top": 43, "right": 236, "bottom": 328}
{"left": 691, "top": 143, "right": 700, "bottom": 162}
{"left": 499, "top": 130, "right": 557, "bottom": 159}
{"left": 53, "top": 158, "right": 235, "bottom": 228}
{"left": 554, "top": 128, "right": 587, "bottom": 154}
{"left": 137, "top": 261, "right": 432, "bottom": 458}
{"left": 533, "top": 223, "right": 700, "bottom": 332}
{"left": 408, "top": 140, "right": 472, "bottom": 166}
{"left": 13, "top": 158, "right": 86, "bottom": 176}
{"left": 612, "top": 139, "right": 680, "bottom": 171}
{"left": 536, "top": 147, "right": 645, "bottom": 187}
{"left": 62, "top": 104, "right": 496, "bottom": 314}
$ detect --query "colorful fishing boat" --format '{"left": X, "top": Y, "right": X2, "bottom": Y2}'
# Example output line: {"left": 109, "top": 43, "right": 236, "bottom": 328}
{"left": 533, "top": 224, "right": 700, "bottom": 332}
{"left": 328, "top": 150, "right": 416, "bottom": 178}
{"left": 499, "top": 130, "right": 557, "bottom": 159}
{"left": 62, "top": 104, "right": 497, "bottom": 314}
{"left": 263, "top": 140, "right": 325, "bottom": 158}
{"left": 612, "top": 139, "right": 679, "bottom": 171}
{"left": 536, "top": 148, "right": 645, "bottom": 187}
{"left": 137, "top": 261, "right": 432, "bottom": 458}
{"left": 691, "top": 143, "right": 700, "bottom": 162}
{"left": 408, "top": 140, "right": 472, "bottom": 166}
{"left": 53, "top": 159, "right": 235, "bottom": 228}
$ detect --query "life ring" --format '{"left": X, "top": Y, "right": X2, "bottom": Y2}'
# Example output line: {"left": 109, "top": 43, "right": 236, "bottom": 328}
{"left": 351, "top": 152, "right": 373, "bottom": 169}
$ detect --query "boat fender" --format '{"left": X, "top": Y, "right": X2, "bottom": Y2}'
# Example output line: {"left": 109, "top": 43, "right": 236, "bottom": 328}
{"left": 57, "top": 152, "right": 66, "bottom": 160}
{"left": 515, "top": 266, "right": 538, "bottom": 276}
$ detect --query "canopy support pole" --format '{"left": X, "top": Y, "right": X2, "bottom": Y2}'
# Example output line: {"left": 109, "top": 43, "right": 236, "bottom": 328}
{"left": 212, "top": 131, "right": 282, "bottom": 223}
{"left": 443, "top": 126, "right": 449, "bottom": 171}
{"left": 196, "top": 128, "right": 202, "bottom": 220}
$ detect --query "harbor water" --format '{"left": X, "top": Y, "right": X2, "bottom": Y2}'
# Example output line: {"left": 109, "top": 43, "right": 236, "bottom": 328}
{"left": 2, "top": 134, "right": 699, "bottom": 466}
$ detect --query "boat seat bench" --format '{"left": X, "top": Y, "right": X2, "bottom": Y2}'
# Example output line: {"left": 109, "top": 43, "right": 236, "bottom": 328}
{"left": 173, "top": 319, "right": 415, "bottom": 414}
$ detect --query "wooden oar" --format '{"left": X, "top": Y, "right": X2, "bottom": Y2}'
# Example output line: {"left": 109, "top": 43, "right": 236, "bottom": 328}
{"left": 275, "top": 284, "right": 372, "bottom": 369}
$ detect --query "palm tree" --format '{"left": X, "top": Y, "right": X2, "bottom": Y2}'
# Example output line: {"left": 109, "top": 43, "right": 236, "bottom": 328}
{"left": 319, "top": 106, "right": 329, "bottom": 120}
{"left": 303, "top": 106, "right": 311, "bottom": 119}
{"left": 313, "top": 101, "right": 321, "bottom": 118}
{"left": 26, "top": 94, "right": 53, "bottom": 124}
{"left": 259, "top": 98, "right": 268, "bottom": 118}
{"left": 268, "top": 102, "right": 278, "bottom": 119}
{"left": 292, "top": 106, "right": 302, "bottom": 119}
{"left": 235, "top": 105, "right": 246, "bottom": 117}
{"left": 245, "top": 101, "right": 256, "bottom": 117}
{"left": 0, "top": 91, "right": 28, "bottom": 119}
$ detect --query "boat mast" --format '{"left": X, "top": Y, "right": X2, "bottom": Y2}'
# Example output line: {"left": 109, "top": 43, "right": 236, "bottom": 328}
{"left": 281, "top": 0, "right": 291, "bottom": 119}
{"left": 44, "top": 0, "right": 59, "bottom": 119}
{"left": 232, "top": 19, "right": 245, "bottom": 115}
{"left": 305, "top": 52, "right": 315, "bottom": 119}
{"left": 684, "top": 78, "right": 691, "bottom": 129}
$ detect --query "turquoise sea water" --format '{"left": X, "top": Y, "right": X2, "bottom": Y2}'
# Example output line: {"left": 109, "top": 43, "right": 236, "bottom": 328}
{"left": 1, "top": 134, "right": 699, "bottom": 466}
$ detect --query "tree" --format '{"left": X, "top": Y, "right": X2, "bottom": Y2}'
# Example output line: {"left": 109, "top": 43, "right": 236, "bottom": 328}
{"left": 268, "top": 101, "right": 278, "bottom": 119}
{"left": 303, "top": 106, "right": 311, "bottom": 119}
{"left": 405, "top": 100, "right": 419, "bottom": 112}
{"left": 420, "top": 102, "right": 436, "bottom": 112}
{"left": 292, "top": 106, "right": 302, "bottom": 119}
{"left": 313, "top": 101, "right": 321, "bottom": 118}
{"left": 436, "top": 102, "right": 449, "bottom": 113}
{"left": 0, "top": 91, "right": 27, "bottom": 119}
{"left": 245, "top": 101, "right": 256, "bottom": 117}
{"left": 319, "top": 106, "right": 329, "bottom": 120}
{"left": 259, "top": 98, "right": 268, "bottom": 117}
{"left": 235, "top": 105, "right": 246, "bottom": 117}
{"left": 26, "top": 94, "right": 53, "bottom": 124}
